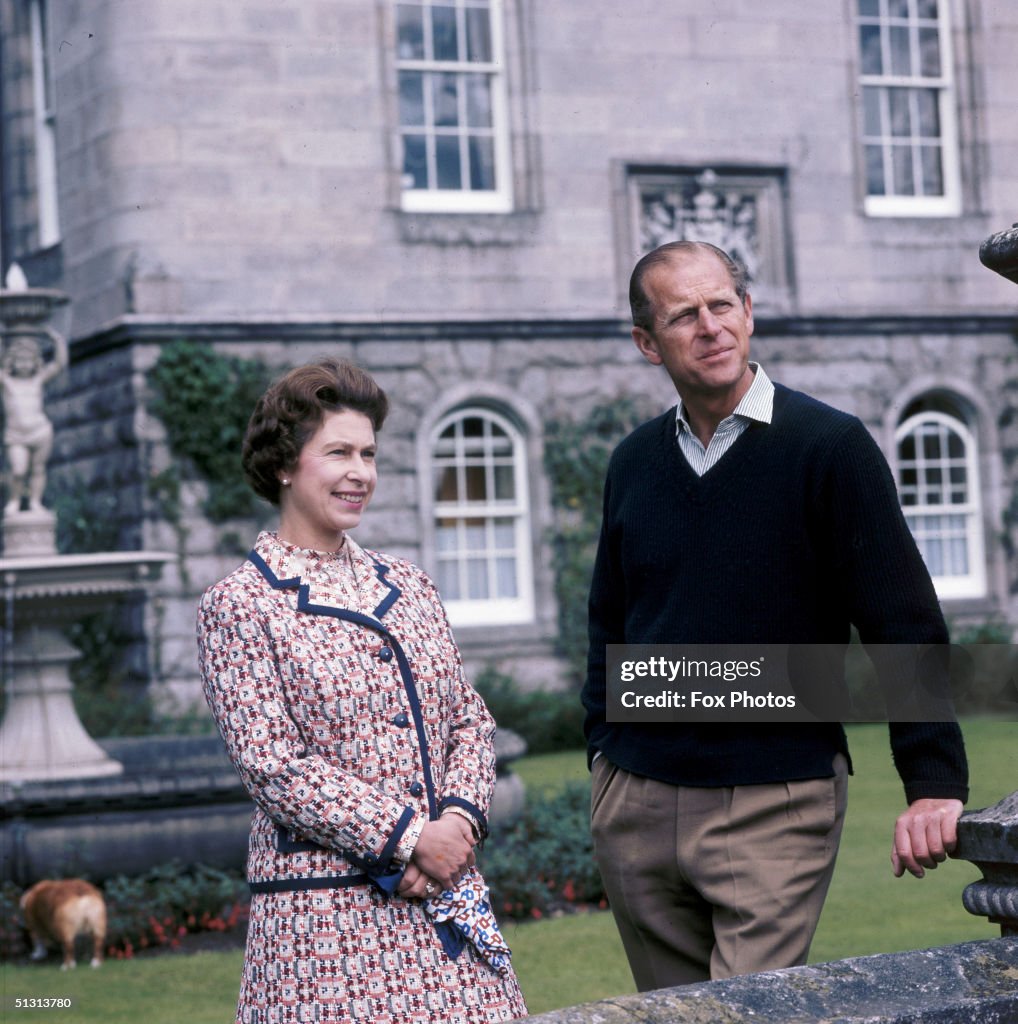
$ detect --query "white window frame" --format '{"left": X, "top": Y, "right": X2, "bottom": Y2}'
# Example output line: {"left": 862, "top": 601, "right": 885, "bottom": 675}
{"left": 429, "top": 406, "right": 534, "bottom": 626}
{"left": 895, "top": 410, "right": 985, "bottom": 599}
{"left": 395, "top": 0, "right": 513, "bottom": 214}
{"left": 29, "top": 0, "right": 60, "bottom": 247}
{"left": 855, "top": 0, "right": 961, "bottom": 217}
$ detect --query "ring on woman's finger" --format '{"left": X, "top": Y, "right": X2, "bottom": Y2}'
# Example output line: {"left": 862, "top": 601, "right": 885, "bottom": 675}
{"left": 424, "top": 881, "right": 436, "bottom": 896}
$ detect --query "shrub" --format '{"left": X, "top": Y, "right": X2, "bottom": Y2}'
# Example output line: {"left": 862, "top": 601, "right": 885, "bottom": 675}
{"left": 475, "top": 667, "right": 585, "bottom": 755}
{"left": 480, "top": 782, "right": 605, "bottom": 920}
{"left": 0, "top": 863, "right": 249, "bottom": 962}
{"left": 102, "top": 862, "right": 248, "bottom": 958}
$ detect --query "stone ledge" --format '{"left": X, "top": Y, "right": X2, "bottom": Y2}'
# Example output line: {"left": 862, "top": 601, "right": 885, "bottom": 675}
{"left": 523, "top": 938, "right": 1018, "bottom": 1023}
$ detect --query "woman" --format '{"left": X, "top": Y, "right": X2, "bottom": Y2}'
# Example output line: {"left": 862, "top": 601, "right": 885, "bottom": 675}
{"left": 197, "top": 359, "right": 527, "bottom": 1023}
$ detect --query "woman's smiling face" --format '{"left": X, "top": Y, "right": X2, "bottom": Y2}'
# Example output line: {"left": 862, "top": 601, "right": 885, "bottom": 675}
{"left": 277, "top": 408, "right": 377, "bottom": 551}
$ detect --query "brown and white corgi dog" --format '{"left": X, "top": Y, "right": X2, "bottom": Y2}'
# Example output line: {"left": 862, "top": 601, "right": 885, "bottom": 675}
{"left": 20, "top": 879, "right": 107, "bottom": 969}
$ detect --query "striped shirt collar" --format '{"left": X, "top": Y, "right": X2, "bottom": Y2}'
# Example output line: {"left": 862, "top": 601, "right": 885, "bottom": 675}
{"left": 675, "top": 361, "right": 775, "bottom": 436}
{"left": 674, "top": 363, "right": 774, "bottom": 475}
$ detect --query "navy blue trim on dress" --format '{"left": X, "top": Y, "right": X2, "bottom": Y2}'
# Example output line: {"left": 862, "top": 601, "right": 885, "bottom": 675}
{"left": 371, "top": 560, "right": 400, "bottom": 619}
{"left": 248, "top": 551, "right": 442, "bottom": 824}
{"left": 377, "top": 806, "right": 417, "bottom": 871}
{"left": 391, "top": 639, "right": 439, "bottom": 820}
{"left": 247, "top": 548, "right": 301, "bottom": 589}
{"left": 438, "top": 796, "right": 489, "bottom": 837}
{"left": 249, "top": 873, "right": 372, "bottom": 894}
{"left": 275, "top": 826, "right": 324, "bottom": 854}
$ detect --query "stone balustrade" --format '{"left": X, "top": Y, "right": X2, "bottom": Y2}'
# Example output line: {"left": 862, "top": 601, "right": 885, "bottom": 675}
{"left": 523, "top": 789, "right": 1018, "bottom": 1023}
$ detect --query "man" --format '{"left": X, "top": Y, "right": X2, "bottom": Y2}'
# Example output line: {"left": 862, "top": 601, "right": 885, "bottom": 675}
{"left": 582, "top": 240, "right": 968, "bottom": 990}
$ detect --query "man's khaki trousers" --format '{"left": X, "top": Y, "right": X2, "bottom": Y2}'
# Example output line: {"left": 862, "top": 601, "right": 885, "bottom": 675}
{"left": 590, "top": 753, "right": 848, "bottom": 990}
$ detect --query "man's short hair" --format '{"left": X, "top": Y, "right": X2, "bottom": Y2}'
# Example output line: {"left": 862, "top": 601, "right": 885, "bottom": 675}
{"left": 629, "top": 241, "right": 749, "bottom": 331}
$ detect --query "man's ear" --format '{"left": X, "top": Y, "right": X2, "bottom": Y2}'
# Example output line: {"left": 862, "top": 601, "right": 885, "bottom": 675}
{"left": 632, "top": 326, "right": 663, "bottom": 366}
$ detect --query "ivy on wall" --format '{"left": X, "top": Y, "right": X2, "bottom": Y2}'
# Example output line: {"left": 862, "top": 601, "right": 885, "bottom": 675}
{"left": 147, "top": 339, "right": 274, "bottom": 523}
{"left": 542, "top": 396, "right": 653, "bottom": 685}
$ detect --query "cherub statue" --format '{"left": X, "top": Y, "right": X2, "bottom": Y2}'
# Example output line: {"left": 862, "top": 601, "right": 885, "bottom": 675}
{"left": 1, "top": 326, "right": 68, "bottom": 516}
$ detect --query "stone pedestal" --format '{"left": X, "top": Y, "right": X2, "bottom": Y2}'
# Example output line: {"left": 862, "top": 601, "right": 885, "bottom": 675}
{"left": 0, "top": 551, "right": 173, "bottom": 783}
{"left": 955, "top": 790, "right": 1018, "bottom": 937}
{"left": 1, "top": 508, "right": 58, "bottom": 557}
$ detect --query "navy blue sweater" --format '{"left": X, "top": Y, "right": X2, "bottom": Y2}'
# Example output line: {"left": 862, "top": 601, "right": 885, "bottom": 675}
{"left": 582, "top": 384, "right": 968, "bottom": 803}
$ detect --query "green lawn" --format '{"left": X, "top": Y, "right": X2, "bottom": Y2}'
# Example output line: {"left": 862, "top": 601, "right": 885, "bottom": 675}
{"left": 2, "top": 719, "right": 1013, "bottom": 1020}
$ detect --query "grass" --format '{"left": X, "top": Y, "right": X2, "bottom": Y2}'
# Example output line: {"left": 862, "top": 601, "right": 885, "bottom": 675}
{"left": 2, "top": 719, "right": 1013, "bottom": 1019}
{"left": 0, "top": 951, "right": 244, "bottom": 1023}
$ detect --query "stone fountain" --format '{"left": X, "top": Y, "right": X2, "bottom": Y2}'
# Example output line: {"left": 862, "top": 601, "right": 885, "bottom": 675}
{"left": 0, "top": 266, "right": 256, "bottom": 885}
{"left": 0, "top": 264, "right": 173, "bottom": 783}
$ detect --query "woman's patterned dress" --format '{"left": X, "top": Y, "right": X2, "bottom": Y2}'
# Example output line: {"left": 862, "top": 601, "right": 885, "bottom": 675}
{"left": 197, "top": 531, "right": 527, "bottom": 1023}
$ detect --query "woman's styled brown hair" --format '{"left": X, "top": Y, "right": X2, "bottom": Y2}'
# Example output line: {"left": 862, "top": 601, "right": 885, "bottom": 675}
{"left": 242, "top": 358, "right": 389, "bottom": 506}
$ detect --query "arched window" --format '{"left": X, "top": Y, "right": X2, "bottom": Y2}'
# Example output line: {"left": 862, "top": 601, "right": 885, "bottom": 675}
{"left": 429, "top": 406, "right": 533, "bottom": 625}
{"left": 895, "top": 409, "right": 985, "bottom": 599}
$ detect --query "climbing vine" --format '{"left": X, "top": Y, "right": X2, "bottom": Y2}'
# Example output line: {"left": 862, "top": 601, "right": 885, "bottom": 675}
{"left": 542, "top": 396, "right": 653, "bottom": 684}
{"left": 147, "top": 339, "right": 274, "bottom": 523}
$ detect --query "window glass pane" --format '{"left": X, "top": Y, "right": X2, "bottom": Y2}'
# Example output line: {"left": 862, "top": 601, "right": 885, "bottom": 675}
{"left": 493, "top": 517, "right": 515, "bottom": 548}
{"left": 436, "top": 522, "right": 459, "bottom": 553}
{"left": 434, "top": 73, "right": 460, "bottom": 126}
{"left": 469, "top": 135, "right": 496, "bottom": 191}
{"left": 466, "top": 558, "right": 488, "bottom": 599}
{"left": 432, "top": 5, "right": 459, "bottom": 61}
{"left": 436, "top": 135, "right": 463, "bottom": 189}
{"left": 399, "top": 71, "right": 425, "bottom": 127}
{"left": 465, "top": 74, "right": 493, "bottom": 127}
{"left": 920, "top": 145, "right": 943, "bottom": 195}
{"left": 922, "top": 431, "right": 942, "bottom": 459}
{"left": 858, "top": 0, "right": 880, "bottom": 17}
{"left": 916, "top": 89, "right": 940, "bottom": 136}
{"left": 464, "top": 521, "right": 485, "bottom": 551}
{"left": 434, "top": 466, "right": 459, "bottom": 502}
{"left": 465, "top": 7, "right": 492, "bottom": 62}
{"left": 917, "top": 0, "right": 939, "bottom": 19}
{"left": 402, "top": 134, "right": 428, "bottom": 189}
{"left": 918, "top": 27, "right": 941, "bottom": 76}
{"left": 496, "top": 557, "right": 518, "bottom": 598}
{"left": 899, "top": 434, "right": 916, "bottom": 461}
{"left": 888, "top": 0, "right": 909, "bottom": 18}
{"left": 947, "top": 432, "right": 965, "bottom": 458}
{"left": 891, "top": 144, "right": 914, "bottom": 195}
{"left": 397, "top": 5, "right": 426, "bottom": 59}
{"left": 865, "top": 145, "right": 886, "bottom": 195}
{"left": 889, "top": 89, "right": 911, "bottom": 135}
{"left": 493, "top": 464, "right": 515, "bottom": 501}
{"left": 465, "top": 465, "right": 487, "bottom": 501}
{"left": 859, "top": 25, "right": 883, "bottom": 74}
{"left": 863, "top": 87, "right": 883, "bottom": 135}
{"left": 437, "top": 560, "right": 460, "bottom": 599}
{"left": 889, "top": 26, "right": 911, "bottom": 76}
{"left": 463, "top": 417, "right": 484, "bottom": 437}
{"left": 948, "top": 535, "right": 968, "bottom": 575}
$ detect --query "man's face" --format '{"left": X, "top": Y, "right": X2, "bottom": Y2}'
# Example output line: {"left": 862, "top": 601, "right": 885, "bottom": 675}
{"left": 631, "top": 250, "right": 754, "bottom": 402}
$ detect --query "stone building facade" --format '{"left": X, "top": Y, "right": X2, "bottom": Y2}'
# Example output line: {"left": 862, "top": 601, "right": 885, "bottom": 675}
{"left": 1, "top": 0, "right": 1016, "bottom": 712}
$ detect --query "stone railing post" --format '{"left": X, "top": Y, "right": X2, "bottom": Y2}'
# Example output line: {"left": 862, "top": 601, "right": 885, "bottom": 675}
{"left": 955, "top": 791, "right": 1018, "bottom": 937}
{"left": 979, "top": 222, "right": 1018, "bottom": 284}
